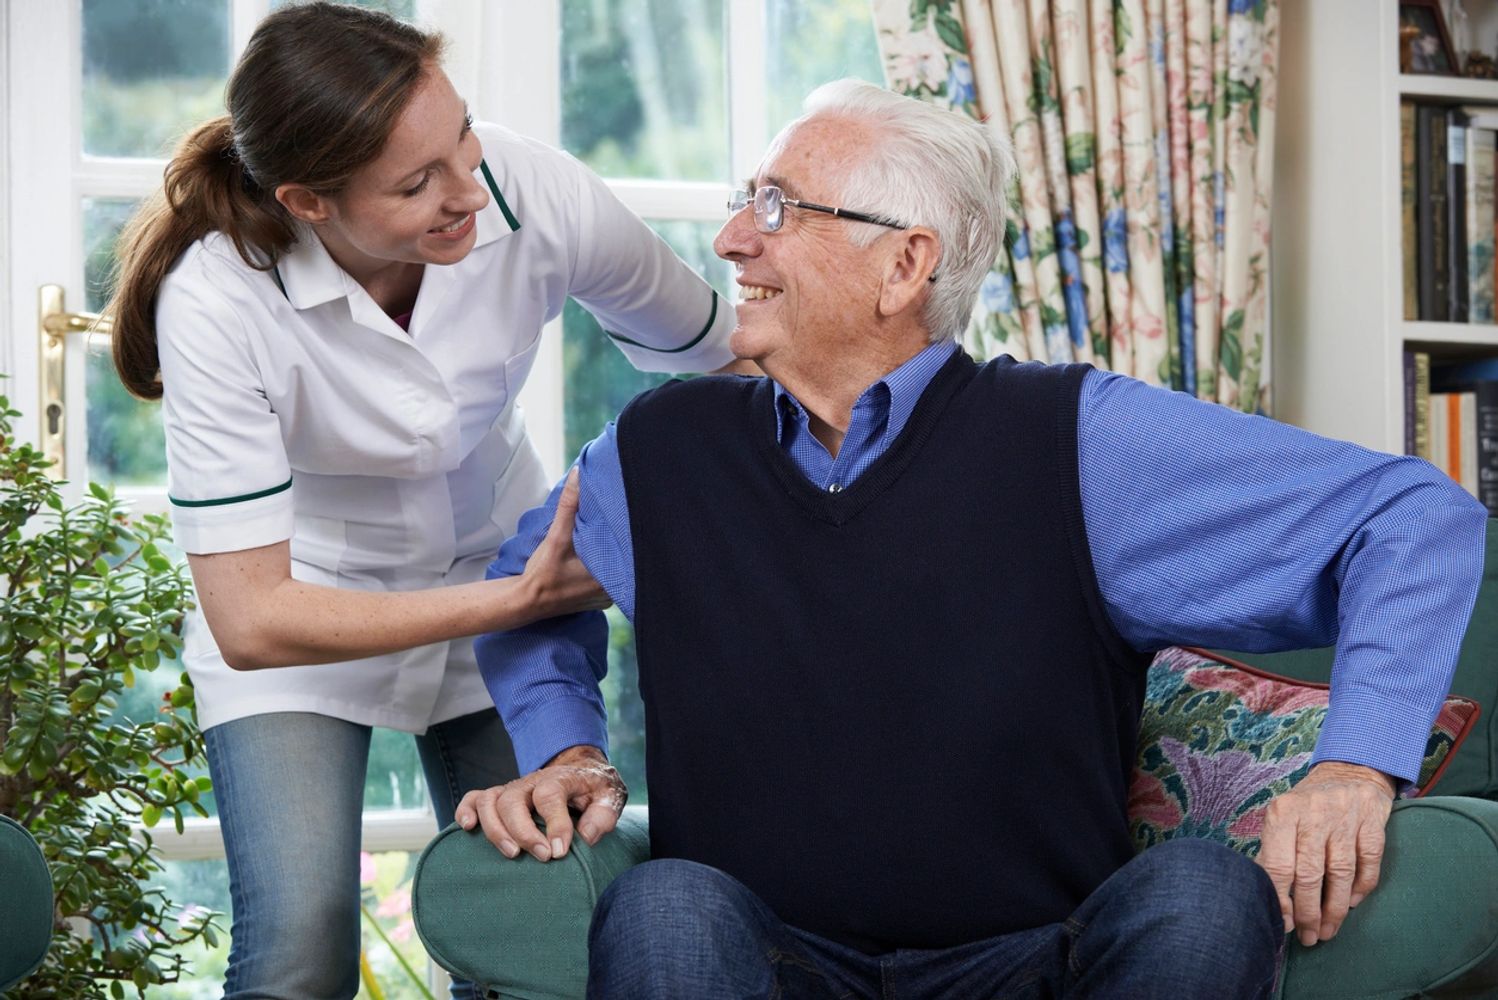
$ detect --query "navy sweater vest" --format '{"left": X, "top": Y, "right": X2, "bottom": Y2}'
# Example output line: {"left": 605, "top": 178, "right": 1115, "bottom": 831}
{"left": 616, "top": 351, "right": 1152, "bottom": 954}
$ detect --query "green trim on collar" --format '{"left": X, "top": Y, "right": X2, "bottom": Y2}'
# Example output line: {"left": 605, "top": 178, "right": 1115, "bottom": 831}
{"left": 606, "top": 288, "right": 719, "bottom": 354}
{"left": 480, "top": 160, "right": 521, "bottom": 232}
{"left": 170, "top": 477, "right": 292, "bottom": 508}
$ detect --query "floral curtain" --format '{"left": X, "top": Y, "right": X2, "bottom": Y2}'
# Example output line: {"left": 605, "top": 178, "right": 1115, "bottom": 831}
{"left": 872, "top": 0, "right": 1279, "bottom": 411}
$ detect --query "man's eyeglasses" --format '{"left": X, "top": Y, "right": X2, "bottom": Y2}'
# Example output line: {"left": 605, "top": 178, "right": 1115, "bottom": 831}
{"left": 727, "top": 185, "right": 909, "bottom": 235}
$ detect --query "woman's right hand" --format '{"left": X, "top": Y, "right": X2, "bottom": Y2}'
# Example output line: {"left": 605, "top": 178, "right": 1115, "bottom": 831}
{"left": 517, "top": 467, "right": 613, "bottom": 620}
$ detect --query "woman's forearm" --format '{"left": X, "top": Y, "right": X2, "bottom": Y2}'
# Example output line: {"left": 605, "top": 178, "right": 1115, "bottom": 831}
{"left": 209, "top": 574, "right": 541, "bottom": 670}
{"left": 192, "top": 471, "right": 607, "bottom": 670}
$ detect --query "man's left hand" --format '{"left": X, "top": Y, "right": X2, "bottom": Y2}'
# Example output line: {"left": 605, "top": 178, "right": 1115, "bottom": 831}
{"left": 1256, "top": 761, "right": 1396, "bottom": 947}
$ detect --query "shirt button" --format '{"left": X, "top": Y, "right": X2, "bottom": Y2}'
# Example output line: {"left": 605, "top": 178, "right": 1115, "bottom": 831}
{"left": 828, "top": 483, "right": 843, "bottom": 494}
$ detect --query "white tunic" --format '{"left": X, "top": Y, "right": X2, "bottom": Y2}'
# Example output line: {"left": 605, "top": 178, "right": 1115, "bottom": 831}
{"left": 156, "top": 123, "right": 734, "bottom": 733}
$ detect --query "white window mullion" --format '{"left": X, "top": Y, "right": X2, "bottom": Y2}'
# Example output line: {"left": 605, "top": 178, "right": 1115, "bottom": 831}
{"left": 607, "top": 179, "right": 731, "bottom": 222}
{"left": 728, "top": 2, "right": 767, "bottom": 185}
{"left": 231, "top": 0, "right": 270, "bottom": 61}
{"left": 149, "top": 810, "right": 438, "bottom": 864}
{"left": 480, "top": 0, "right": 568, "bottom": 478}
{"left": 76, "top": 156, "right": 169, "bottom": 200}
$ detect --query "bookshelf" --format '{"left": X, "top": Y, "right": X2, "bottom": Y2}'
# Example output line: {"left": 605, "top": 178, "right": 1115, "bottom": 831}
{"left": 1273, "top": 0, "right": 1498, "bottom": 455}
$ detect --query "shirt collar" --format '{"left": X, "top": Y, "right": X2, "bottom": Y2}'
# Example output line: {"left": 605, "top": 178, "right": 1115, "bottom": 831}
{"left": 773, "top": 338, "right": 959, "bottom": 443}
{"left": 273, "top": 159, "right": 519, "bottom": 311}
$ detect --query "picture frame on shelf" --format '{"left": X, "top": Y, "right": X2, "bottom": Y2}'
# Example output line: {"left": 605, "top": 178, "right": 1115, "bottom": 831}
{"left": 1400, "top": 0, "right": 1459, "bottom": 75}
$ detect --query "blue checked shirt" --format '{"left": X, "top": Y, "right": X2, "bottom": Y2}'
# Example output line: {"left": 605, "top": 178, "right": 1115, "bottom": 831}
{"left": 478, "top": 340, "right": 1488, "bottom": 785}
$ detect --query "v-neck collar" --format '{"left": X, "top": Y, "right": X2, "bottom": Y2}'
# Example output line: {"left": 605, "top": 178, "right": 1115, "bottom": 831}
{"left": 753, "top": 348, "right": 977, "bottom": 526}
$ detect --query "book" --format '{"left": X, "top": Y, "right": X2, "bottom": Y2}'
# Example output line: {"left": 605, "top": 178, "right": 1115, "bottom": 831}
{"left": 1481, "top": 385, "right": 1498, "bottom": 515}
{"left": 1468, "top": 127, "right": 1497, "bottom": 322}
{"left": 1448, "top": 111, "right": 1469, "bottom": 323}
{"left": 1431, "top": 391, "right": 1450, "bottom": 473}
{"left": 1404, "top": 350, "right": 1417, "bottom": 455}
{"left": 1460, "top": 391, "right": 1479, "bottom": 497}
{"left": 1414, "top": 350, "right": 1432, "bottom": 459}
{"left": 1430, "top": 359, "right": 1498, "bottom": 514}
{"left": 1467, "top": 107, "right": 1498, "bottom": 323}
{"left": 1403, "top": 102, "right": 1418, "bottom": 321}
{"left": 1416, "top": 105, "right": 1450, "bottom": 321}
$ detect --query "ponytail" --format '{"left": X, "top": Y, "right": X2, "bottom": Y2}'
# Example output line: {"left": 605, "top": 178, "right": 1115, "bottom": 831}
{"left": 108, "top": 116, "right": 295, "bottom": 400}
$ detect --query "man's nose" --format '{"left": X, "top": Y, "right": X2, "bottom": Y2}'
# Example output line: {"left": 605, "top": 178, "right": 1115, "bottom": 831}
{"left": 713, "top": 205, "right": 761, "bottom": 262}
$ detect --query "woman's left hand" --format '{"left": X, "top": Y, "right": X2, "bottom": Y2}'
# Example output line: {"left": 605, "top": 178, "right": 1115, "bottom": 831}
{"left": 516, "top": 467, "right": 613, "bottom": 620}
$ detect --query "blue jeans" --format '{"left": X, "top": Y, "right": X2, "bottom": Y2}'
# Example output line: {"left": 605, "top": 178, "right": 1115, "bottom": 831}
{"left": 204, "top": 709, "right": 518, "bottom": 1000}
{"left": 588, "top": 837, "right": 1283, "bottom": 999}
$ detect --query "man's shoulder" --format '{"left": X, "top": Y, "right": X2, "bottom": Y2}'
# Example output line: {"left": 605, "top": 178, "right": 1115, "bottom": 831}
{"left": 968, "top": 355, "right": 1093, "bottom": 405}
{"left": 620, "top": 373, "right": 765, "bottom": 421}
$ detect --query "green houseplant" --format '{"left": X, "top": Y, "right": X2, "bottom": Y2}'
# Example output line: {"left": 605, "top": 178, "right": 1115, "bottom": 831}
{"left": 0, "top": 392, "right": 219, "bottom": 997}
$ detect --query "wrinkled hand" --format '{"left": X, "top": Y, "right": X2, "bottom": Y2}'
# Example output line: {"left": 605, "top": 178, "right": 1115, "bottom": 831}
{"left": 454, "top": 745, "right": 627, "bottom": 861}
{"left": 520, "top": 468, "right": 612, "bottom": 620}
{"left": 1257, "top": 761, "right": 1396, "bottom": 947}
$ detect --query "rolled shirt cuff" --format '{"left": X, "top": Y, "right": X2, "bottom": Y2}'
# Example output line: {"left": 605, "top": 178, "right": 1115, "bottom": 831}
{"left": 168, "top": 480, "right": 294, "bottom": 554}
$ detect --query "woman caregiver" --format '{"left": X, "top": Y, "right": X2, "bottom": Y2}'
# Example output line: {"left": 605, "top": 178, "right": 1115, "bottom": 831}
{"left": 105, "top": 3, "right": 734, "bottom": 997}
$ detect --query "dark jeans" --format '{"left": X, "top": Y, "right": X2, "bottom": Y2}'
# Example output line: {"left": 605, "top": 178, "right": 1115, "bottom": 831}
{"left": 587, "top": 837, "right": 1282, "bottom": 999}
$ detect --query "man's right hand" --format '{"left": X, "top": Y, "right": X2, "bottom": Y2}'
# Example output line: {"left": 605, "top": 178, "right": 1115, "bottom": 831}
{"left": 454, "top": 745, "right": 627, "bottom": 862}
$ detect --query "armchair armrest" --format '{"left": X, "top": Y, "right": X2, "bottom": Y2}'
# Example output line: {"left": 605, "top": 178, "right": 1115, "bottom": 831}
{"left": 412, "top": 804, "right": 649, "bottom": 1000}
{"left": 0, "top": 815, "right": 53, "bottom": 992}
{"left": 1280, "top": 796, "right": 1498, "bottom": 999}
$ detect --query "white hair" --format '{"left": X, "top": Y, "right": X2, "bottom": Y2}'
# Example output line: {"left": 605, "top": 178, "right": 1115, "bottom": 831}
{"left": 798, "top": 78, "right": 1015, "bottom": 342}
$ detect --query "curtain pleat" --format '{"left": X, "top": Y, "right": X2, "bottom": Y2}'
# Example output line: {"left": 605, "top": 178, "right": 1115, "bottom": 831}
{"left": 1089, "top": 0, "right": 1135, "bottom": 377}
{"left": 1185, "top": 0, "right": 1219, "bottom": 399}
{"left": 872, "top": 0, "right": 1277, "bottom": 411}
{"left": 1052, "top": 0, "right": 1110, "bottom": 365}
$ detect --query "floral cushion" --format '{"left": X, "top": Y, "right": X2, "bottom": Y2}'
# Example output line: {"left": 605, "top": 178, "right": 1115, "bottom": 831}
{"left": 1129, "top": 646, "right": 1482, "bottom": 858}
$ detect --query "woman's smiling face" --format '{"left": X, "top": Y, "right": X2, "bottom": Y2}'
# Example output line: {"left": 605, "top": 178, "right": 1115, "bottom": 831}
{"left": 310, "top": 65, "right": 490, "bottom": 274}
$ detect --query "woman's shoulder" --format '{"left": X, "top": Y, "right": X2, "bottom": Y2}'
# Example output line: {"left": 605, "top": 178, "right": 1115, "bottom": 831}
{"left": 472, "top": 121, "right": 594, "bottom": 206}
{"left": 157, "top": 233, "right": 277, "bottom": 337}
{"left": 165, "top": 231, "right": 260, "bottom": 289}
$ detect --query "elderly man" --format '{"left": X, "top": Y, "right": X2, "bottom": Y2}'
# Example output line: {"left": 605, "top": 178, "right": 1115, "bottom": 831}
{"left": 460, "top": 80, "right": 1485, "bottom": 998}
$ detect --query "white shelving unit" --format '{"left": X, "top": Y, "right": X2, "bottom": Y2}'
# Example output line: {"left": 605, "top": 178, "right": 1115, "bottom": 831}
{"left": 1273, "top": 0, "right": 1498, "bottom": 454}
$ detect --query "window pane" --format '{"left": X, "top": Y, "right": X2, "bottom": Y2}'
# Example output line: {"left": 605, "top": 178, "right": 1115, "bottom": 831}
{"left": 82, "top": 0, "right": 230, "bottom": 159}
{"left": 141, "top": 857, "right": 232, "bottom": 998}
{"left": 561, "top": 0, "right": 728, "bottom": 181}
{"left": 766, "top": 0, "right": 885, "bottom": 136}
{"left": 147, "top": 852, "right": 437, "bottom": 998}
{"left": 365, "top": 727, "right": 431, "bottom": 813}
{"left": 562, "top": 220, "right": 730, "bottom": 458}
{"left": 83, "top": 197, "right": 169, "bottom": 488}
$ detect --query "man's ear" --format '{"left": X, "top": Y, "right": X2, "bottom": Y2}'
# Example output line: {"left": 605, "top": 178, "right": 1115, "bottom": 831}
{"left": 276, "top": 183, "right": 333, "bottom": 225}
{"left": 877, "top": 227, "right": 941, "bottom": 319}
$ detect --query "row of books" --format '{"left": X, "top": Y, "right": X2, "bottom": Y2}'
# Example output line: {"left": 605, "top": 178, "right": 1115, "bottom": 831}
{"left": 1402, "top": 101, "right": 1498, "bottom": 323}
{"left": 1405, "top": 351, "right": 1498, "bottom": 515}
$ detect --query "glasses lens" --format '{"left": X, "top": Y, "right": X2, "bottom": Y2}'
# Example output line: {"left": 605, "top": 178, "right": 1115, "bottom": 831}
{"left": 728, "top": 189, "right": 750, "bottom": 214}
{"left": 754, "top": 186, "right": 783, "bottom": 233}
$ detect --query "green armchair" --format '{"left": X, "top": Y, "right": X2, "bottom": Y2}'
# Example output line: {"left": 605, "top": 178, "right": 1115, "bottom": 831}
{"left": 412, "top": 797, "right": 1498, "bottom": 1000}
{"left": 0, "top": 815, "right": 54, "bottom": 993}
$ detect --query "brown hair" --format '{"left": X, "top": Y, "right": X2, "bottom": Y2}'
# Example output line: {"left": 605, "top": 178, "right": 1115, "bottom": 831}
{"left": 109, "top": 1, "right": 445, "bottom": 399}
